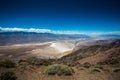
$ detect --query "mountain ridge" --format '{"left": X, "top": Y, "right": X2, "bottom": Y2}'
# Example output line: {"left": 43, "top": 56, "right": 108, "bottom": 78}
{"left": 0, "top": 32, "right": 90, "bottom": 46}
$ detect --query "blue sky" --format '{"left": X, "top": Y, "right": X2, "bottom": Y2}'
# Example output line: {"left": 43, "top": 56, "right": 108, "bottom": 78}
{"left": 0, "top": 0, "right": 120, "bottom": 33}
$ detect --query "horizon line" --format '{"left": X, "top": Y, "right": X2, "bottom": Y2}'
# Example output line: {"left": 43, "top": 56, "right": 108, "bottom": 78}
{"left": 0, "top": 27, "right": 120, "bottom": 36}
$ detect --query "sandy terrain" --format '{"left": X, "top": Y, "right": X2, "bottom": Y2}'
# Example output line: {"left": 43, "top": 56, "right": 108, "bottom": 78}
{"left": 0, "top": 41, "right": 74, "bottom": 59}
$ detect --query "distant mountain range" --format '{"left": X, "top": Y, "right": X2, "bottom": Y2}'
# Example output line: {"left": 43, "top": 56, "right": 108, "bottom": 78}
{"left": 0, "top": 31, "right": 120, "bottom": 46}
{"left": 0, "top": 32, "right": 90, "bottom": 45}
{"left": 99, "top": 34, "right": 120, "bottom": 38}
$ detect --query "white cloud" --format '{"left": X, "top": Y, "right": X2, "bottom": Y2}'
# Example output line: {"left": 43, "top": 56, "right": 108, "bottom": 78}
{"left": 0, "top": 27, "right": 51, "bottom": 33}
{"left": 0, "top": 27, "right": 120, "bottom": 36}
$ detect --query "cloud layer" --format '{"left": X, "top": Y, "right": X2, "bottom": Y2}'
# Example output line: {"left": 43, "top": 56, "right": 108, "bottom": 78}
{"left": 0, "top": 27, "right": 51, "bottom": 33}
{"left": 0, "top": 27, "right": 120, "bottom": 36}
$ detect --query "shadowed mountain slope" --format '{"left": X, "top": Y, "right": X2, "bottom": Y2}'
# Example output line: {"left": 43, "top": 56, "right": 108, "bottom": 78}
{"left": 60, "top": 39, "right": 120, "bottom": 63}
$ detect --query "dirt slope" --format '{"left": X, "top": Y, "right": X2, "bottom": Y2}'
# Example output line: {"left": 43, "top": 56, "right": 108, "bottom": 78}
{"left": 77, "top": 47, "right": 120, "bottom": 64}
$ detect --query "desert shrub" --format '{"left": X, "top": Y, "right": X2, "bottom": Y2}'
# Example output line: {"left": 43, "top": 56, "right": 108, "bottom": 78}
{"left": 77, "top": 66, "right": 85, "bottom": 70}
{"left": 91, "top": 68, "right": 101, "bottom": 72}
{"left": 103, "top": 58, "right": 119, "bottom": 65}
{"left": 108, "top": 58, "right": 119, "bottom": 64}
{"left": 66, "top": 62, "right": 81, "bottom": 67}
{"left": 93, "top": 65, "right": 103, "bottom": 70}
{"left": 83, "top": 62, "right": 92, "bottom": 68}
{"left": 0, "top": 59, "right": 16, "bottom": 68}
{"left": 0, "top": 71, "right": 17, "bottom": 80}
{"left": 90, "top": 65, "right": 103, "bottom": 72}
{"left": 27, "top": 57, "right": 52, "bottom": 66}
{"left": 98, "top": 56, "right": 120, "bottom": 65}
{"left": 44, "top": 64, "right": 74, "bottom": 75}
{"left": 103, "top": 68, "right": 110, "bottom": 72}
{"left": 113, "top": 68, "right": 120, "bottom": 72}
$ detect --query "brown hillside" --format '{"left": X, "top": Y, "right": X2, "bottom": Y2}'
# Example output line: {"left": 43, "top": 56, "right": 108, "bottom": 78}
{"left": 77, "top": 47, "right": 120, "bottom": 64}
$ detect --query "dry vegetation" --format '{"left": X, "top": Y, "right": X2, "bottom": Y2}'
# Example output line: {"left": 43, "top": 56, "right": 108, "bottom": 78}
{"left": 0, "top": 58, "right": 119, "bottom": 80}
